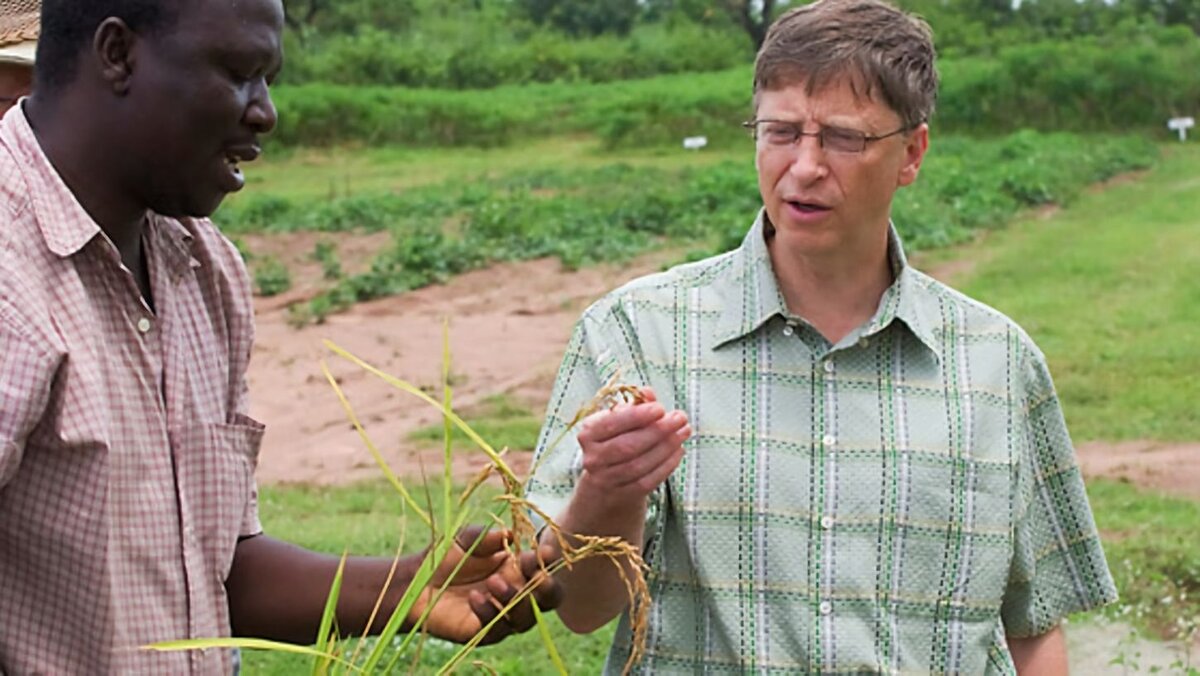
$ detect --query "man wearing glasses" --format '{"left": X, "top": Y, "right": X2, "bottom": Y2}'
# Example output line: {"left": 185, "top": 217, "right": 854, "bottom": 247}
{"left": 526, "top": 0, "right": 1116, "bottom": 673}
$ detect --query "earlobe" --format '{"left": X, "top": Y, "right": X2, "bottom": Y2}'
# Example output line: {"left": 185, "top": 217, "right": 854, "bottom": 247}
{"left": 94, "top": 18, "right": 137, "bottom": 95}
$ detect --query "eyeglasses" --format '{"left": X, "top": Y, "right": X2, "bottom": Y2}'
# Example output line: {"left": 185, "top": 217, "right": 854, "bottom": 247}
{"left": 743, "top": 119, "right": 917, "bottom": 154}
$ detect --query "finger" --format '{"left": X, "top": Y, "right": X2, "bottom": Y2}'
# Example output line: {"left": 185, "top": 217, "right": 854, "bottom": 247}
{"left": 455, "top": 526, "right": 510, "bottom": 557}
{"left": 607, "top": 424, "right": 689, "bottom": 491}
{"left": 583, "top": 412, "right": 689, "bottom": 475}
{"left": 487, "top": 574, "right": 536, "bottom": 635}
{"left": 519, "top": 551, "right": 564, "bottom": 611}
{"left": 578, "top": 401, "right": 667, "bottom": 444}
{"left": 582, "top": 410, "right": 689, "bottom": 471}
{"left": 468, "top": 588, "right": 510, "bottom": 646}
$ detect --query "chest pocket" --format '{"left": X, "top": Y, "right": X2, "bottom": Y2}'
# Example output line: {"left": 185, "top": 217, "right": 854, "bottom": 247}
{"left": 170, "top": 415, "right": 263, "bottom": 580}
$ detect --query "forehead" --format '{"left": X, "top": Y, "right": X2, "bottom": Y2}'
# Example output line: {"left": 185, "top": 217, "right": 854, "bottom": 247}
{"left": 757, "top": 75, "right": 899, "bottom": 127}
{"left": 172, "top": 0, "right": 284, "bottom": 53}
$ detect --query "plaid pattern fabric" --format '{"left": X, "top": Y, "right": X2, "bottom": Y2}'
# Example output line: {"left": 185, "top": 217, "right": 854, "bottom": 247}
{"left": 527, "top": 212, "right": 1116, "bottom": 675}
{"left": 0, "top": 106, "right": 262, "bottom": 673}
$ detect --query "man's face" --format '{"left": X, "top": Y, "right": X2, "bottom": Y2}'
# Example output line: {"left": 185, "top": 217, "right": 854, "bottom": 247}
{"left": 754, "top": 77, "right": 928, "bottom": 255}
{"left": 0, "top": 62, "right": 33, "bottom": 115}
{"left": 122, "top": 0, "right": 284, "bottom": 219}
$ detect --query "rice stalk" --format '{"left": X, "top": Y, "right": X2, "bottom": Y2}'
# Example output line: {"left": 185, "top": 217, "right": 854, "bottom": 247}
{"left": 146, "top": 340, "right": 654, "bottom": 674}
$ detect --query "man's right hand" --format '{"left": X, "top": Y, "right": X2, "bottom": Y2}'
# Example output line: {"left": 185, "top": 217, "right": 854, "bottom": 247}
{"left": 544, "top": 387, "right": 690, "bottom": 634}
{"left": 573, "top": 387, "right": 691, "bottom": 512}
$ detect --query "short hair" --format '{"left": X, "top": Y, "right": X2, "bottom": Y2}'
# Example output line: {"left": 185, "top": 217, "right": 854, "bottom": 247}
{"left": 753, "top": 0, "right": 938, "bottom": 129}
{"left": 36, "top": 0, "right": 182, "bottom": 91}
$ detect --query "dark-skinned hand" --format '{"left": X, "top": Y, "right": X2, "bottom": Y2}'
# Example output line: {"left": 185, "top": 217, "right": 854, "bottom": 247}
{"left": 409, "top": 526, "right": 562, "bottom": 645}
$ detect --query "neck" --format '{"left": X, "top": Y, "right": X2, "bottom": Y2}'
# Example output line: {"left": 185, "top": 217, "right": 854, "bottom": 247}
{"left": 24, "top": 92, "right": 148, "bottom": 258}
{"left": 768, "top": 226, "right": 893, "bottom": 345}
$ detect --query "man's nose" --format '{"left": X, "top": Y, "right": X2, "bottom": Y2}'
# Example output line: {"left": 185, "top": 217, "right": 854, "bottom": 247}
{"left": 786, "top": 134, "right": 828, "bottom": 183}
{"left": 245, "top": 80, "right": 277, "bottom": 136}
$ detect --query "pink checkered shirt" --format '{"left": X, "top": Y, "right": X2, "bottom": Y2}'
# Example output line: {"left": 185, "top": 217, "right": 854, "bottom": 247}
{"left": 0, "top": 105, "right": 263, "bottom": 673}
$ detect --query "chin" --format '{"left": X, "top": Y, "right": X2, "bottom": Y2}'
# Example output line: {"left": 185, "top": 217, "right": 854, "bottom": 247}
{"left": 157, "top": 193, "right": 228, "bottom": 220}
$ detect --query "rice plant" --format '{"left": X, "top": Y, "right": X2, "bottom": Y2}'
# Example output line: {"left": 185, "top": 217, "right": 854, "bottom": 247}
{"left": 146, "top": 328, "right": 650, "bottom": 674}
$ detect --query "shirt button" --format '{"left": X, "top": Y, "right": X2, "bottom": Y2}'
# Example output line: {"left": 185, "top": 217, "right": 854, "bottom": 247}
{"left": 819, "top": 600, "right": 833, "bottom": 615}
{"left": 822, "top": 434, "right": 836, "bottom": 447}
{"left": 782, "top": 324, "right": 795, "bottom": 337}
{"left": 858, "top": 336, "right": 870, "bottom": 348}
{"left": 136, "top": 317, "right": 152, "bottom": 334}
{"left": 823, "top": 360, "right": 835, "bottom": 373}
{"left": 820, "top": 516, "right": 834, "bottom": 530}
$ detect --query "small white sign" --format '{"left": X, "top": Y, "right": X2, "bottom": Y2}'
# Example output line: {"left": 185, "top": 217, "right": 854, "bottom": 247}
{"left": 1167, "top": 116, "right": 1195, "bottom": 141}
{"left": 682, "top": 136, "right": 708, "bottom": 150}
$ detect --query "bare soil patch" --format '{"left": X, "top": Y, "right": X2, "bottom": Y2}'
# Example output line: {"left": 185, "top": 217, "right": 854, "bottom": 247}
{"left": 248, "top": 249, "right": 676, "bottom": 486}
{"left": 1076, "top": 440, "right": 1200, "bottom": 500}
{"left": 246, "top": 232, "right": 1199, "bottom": 499}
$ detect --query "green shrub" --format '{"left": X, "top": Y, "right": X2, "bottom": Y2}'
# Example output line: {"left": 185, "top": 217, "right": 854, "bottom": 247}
{"left": 232, "top": 131, "right": 1159, "bottom": 323}
{"left": 267, "top": 26, "right": 1200, "bottom": 150}
{"left": 253, "top": 256, "right": 292, "bottom": 297}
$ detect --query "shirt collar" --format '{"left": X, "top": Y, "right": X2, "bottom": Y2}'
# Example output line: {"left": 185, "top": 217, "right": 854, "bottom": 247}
{"left": 4, "top": 104, "right": 198, "bottom": 272}
{"left": 711, "top": 211, "right": 791, "bottom": 348}
{"left": 147, "top": 214, "right": 201, "bottom": 277}
{"left": 4, "top": 104, "right": 102, "bottom": 258}
{"left": 712, "top": 210, "right": 941, "bottom": 359}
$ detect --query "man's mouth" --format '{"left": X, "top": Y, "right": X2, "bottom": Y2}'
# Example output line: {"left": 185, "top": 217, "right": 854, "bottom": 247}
{"left": 219, "top": 145, "right": 261, "bottom": 191}
{"left": 787, "top": 200, "right": 831, "bottom": 213}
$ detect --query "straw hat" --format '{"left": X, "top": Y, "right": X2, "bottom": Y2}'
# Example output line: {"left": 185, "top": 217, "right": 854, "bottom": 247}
{"left": 0, "top": 0, "right": 38, "bottom": 66}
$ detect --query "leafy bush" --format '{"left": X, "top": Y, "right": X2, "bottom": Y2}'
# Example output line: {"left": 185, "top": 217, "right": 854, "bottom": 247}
{"left": 267, "top": 26, "right": 1200, "bottom": 150}
{"left": 280, "top": 21, "right": 752, "bottom": 89}
{"left": 221, "top": 131, "right": 1159, "bottom": 323}
{"left": 253, "top": 256, "right": 293, "bottom": 297}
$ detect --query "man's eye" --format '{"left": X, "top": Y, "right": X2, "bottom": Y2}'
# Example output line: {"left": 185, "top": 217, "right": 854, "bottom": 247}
{"left": 763, "top": 125, "right": 797, "bottom": 143}
{"left": 823, "top": 128, "right": 865, "bottom": 150}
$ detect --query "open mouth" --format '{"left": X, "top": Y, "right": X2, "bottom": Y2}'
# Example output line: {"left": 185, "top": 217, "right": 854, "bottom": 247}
{"left": 787, "top": 200, "right": 830, "bottom": 213}
{"left": 220, "top": 145, "right": 261, "bottom": 191}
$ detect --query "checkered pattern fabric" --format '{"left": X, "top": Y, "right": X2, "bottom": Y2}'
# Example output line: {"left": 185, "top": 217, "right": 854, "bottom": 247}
{"left": 527, "top": 212, "right": 1116, "bottom": 674}
{"left": 0, "top": 106, "right": 262, "bottom": 673}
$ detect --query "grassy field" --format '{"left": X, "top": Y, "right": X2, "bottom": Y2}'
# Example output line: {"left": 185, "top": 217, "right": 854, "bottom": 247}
{"left": 235, "top": 142, "right": 1200, "bottom": 673}
{"left": 957, "top": 145, "right": 1200, "bottom": 441}
{"left": 237, "top": 137, "right": 746, "bottom": 204}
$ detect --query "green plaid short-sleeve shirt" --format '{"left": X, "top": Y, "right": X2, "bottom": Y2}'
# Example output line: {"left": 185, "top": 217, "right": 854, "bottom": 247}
{"left": 527, "top": 212, "right": 1116, "bottom": 675}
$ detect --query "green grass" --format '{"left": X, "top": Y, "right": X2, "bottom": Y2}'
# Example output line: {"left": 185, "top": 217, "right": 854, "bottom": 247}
{"left": 1085, "top": 480, "right": 1200, "bottom": 640}
{"left": 236, "top": 136, "right": 745, "bottom": 204}
{"left": 244, "top": 481, "right": 616, "bottom": 675}
{"left": 409, "top": 395, "right": 542, "bottom": 454}
{"left": 240, "top": 477, "right": 1200, "bottom": 674}
{"left": 958, "top": 144, "right": 1200, "bottom": 441}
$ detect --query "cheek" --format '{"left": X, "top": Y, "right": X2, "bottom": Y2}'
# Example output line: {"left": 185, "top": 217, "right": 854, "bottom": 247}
{"left": 755, "top": 151, "right": 785, "bottom": 194}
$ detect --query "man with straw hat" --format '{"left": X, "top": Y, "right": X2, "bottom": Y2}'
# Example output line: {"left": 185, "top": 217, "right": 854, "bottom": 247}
{"left": 0, "top": 0, "right": 37, "bottom": 113}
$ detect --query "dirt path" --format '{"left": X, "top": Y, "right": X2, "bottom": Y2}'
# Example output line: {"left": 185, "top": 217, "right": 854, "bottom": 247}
{"left": 248, "top": 250, "right": 675, "bottom": 485}
{"left": 248, "top": 238, "right": 1200, "bottom": 500}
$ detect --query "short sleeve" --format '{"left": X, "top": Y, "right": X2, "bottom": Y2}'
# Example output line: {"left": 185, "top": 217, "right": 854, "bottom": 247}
{"left": 1001, "top": 346, "right": 1118, "bottom": 637}
{"left": 524, "top": 302, "right": 663, "bottom": 547}
{"left": 0, "top": 305, "right": 59, "bottom": 489}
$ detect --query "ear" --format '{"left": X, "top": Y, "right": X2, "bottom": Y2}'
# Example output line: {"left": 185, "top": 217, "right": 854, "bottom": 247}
{"left": 896, "top": 123, "right": 929, "bottom": 188}
{"left": 93, "top": 17, "right": 138, "bottom": 95}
